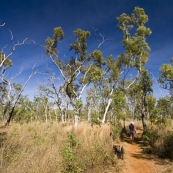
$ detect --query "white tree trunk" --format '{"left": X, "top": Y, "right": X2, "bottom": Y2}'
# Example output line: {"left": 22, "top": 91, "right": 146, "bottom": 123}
{"left": 88, "top": 106, "right": 91, "bottom": 121}
{"left": 102, "top": 98, "right": 112, "bottom": 124}
{"left": 74, "top": 115, "right": 79, "bottom": 126}
{"left": 61, "top": 113, "right": 65, "bottom": 123}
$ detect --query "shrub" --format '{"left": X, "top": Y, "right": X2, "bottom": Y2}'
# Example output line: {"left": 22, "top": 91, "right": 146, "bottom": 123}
{"left": 142, "top": 127, "right": 159, "bottom": 148}
{"left": 158, "top": 132, "right": 173, "bottom": 159}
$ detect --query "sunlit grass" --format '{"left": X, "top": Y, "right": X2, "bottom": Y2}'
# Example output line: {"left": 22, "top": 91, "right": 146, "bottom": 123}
{"left": 0, "top": 121, "right": 119, "bottom": 173}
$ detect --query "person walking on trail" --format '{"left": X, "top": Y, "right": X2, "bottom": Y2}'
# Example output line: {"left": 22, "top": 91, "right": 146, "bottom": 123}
{"left": 129, "top": 122, "right": 135, "bottom": 142}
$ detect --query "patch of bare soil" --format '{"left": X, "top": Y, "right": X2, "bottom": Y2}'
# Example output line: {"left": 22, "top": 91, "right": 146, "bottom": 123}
{"left": 119, "top": 129, "right": 173, "bottom": 173}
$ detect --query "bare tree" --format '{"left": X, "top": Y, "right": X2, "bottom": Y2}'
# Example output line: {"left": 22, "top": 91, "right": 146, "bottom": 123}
{"left": 5, "top": 63, "right": 40, "bottom": 125}
{"left": 0, "top": 29, "right": 27, "bottom": 68}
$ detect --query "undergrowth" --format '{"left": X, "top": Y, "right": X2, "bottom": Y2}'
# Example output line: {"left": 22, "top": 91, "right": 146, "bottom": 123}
{"left": 142, "top": 125, "right": 173, "bottom": 159}
{"left": 0, "top": 121, "right": 120, "bottom": 173}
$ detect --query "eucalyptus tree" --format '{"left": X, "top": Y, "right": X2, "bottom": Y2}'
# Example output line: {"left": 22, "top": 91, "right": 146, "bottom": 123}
{"left": 101, "top": 7, "right": 152, "bottom": 123}
{"left": 5, "top": 67, "right": 39, "bottom": 125}
{"left": 33, "top": 96, "right": 44, "bottom": 121}
{"left": 145, "top": 95, "right": 156, "bottom": 119}
{"left": 86, "top": 86, "right": 102, "bottom": 122}
{"left": 111, "top": 87, "right": 127, "bottom": 123}
{"left": 0, "top": 24, "right": 39, "bottom": 125}
{"left": 0, "top": 52, "right": 12, "bottom": 78}
{"left": 36, "top": 85, "right": 56, "bottom": 123}
{"left": 45, "top": 28, "right": 106, "bottom": 122}
{"left": 13, "top": 95, "right": 34, "bottom": 123}
{"left": 138, "top": 68, "right": 153, "bottom": 127}
{"left": 156, "top": 96, "right": 173, "bottom": 120}
{"left": 46, "top": 70, "right": 71, "bottom": 122}
{"left": 159, "top": 58, "right": 173, "bottom": 97}
{"left": 0, "top": 82, "right": 22, "bottom": 121}
{"left": 0, "top": 64, "right": 39, "bottom": 125}
{"left": 125, "top": 81, "right": 140, "bottom": 120}
{"left": 126, "top": 68, "right": 153, "bottom": 127}
{"left": 0, "top": 26, "right": 27, "bottom": 70}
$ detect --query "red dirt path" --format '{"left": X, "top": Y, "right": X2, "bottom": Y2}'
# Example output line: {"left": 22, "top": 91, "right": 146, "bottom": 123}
{"left": 119, "top": 130, "right": 173, "bottom": 173}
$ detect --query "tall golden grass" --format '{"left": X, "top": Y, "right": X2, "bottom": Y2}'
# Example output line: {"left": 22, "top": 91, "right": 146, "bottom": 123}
{"left": 0, "top": 121, "right": 120, "bottom": 173}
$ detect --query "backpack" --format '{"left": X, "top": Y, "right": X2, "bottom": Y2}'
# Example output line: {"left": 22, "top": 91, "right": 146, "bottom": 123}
{"left": 129, "top": 124, "right": 134, "bottom": 130}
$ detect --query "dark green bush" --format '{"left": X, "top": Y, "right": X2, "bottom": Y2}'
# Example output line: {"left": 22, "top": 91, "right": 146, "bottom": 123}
{"left": 142, "top": 128, "right": 159, "bottom": 148}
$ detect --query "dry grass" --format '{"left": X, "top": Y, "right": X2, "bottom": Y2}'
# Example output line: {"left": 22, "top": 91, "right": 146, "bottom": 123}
{"left": 0, "top": 121, "right": 119, "bottom": 173}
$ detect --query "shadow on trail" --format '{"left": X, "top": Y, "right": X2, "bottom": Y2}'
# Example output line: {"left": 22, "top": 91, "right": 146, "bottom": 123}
{"left": 121, "top": 130, "right": 143, "bottom": 145}
{"left": 131, "top": 152, "right": 153, "bottom": 160}
{"left": 121, "top": 126, "right": 147, "bottom": 144}
{"left": 132, "top": 152, "right": 172, "bottom": 166}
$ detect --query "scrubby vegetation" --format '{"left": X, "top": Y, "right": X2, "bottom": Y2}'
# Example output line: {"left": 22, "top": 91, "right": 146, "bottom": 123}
{"left": 142, "top": 122, "right": 173, "bottom": 159}
{"left": 0, "top": 122, "right": 122, "bottom": 173}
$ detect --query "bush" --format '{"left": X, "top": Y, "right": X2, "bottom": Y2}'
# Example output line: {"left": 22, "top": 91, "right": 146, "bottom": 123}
{"left": 158, "top": 132, "right": 173, "bottom": 159}
{"left": 142, "top": 127, "right": 159, "bottom": 148}
{"left": 142, "top": 126, "right": 173, "bottom": 160}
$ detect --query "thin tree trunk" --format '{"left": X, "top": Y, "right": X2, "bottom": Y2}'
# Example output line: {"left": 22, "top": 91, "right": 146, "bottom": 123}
{"left": 5, "top": 70, "right": 37, "bottom": 126}
{"left": 141, "top": 92, "right": 147, "bottom": 131}
{"left": 88, "top": 106, "right": 91, "bottom": 121}
{"left": 45, "top": 103, "right": 48, "bottom": 124}
{"left": 102, "top": 98, "right": 112, "bottom": 124}
{"left": 61, "top": 112, "right": 65, "bottom": 123}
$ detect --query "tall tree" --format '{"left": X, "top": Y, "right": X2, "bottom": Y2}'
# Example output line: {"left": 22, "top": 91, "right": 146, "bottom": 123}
{"left": 159, "top": 58, "right": 173, "bottom": 97}
{"left": 45, "top": 28, "right": 106, "bottom": 123}
{"left": 101, "top": 7, "right": 152, "bottom": 123}
{"left": 138, "top": 68, "right": 153, "bottom": 128}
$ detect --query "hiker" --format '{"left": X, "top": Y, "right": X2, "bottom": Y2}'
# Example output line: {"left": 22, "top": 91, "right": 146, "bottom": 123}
{"left": 129, "top": 122, "right": 135, "bottom": 142}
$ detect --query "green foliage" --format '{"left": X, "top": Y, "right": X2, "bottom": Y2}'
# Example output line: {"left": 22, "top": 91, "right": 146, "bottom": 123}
{"left": 155, "top": 118, "right": 171, "bottom": 126}
{"left": 146, "top": 95, "right": 156, "bottom": 110}
{"left": 156, "top": 96, "right": 173, "bottom": 119}
{"left": 106, "top": 55, "right": 120, "bottom": 82}
{"left": 61, "top": 146, "right": 83, "bottom": 173}
{"left": 111, "top": 88, "right": 127, "bottom": 122}
{"left": 142, "top": 127, "right": 173, "bottom": 160}
{"left": 117, "top": 7, "right": 151, "bottom": 71}
{"left": 159, "top": 64, "right": 173, "bottom": 80}
{"left": 75, "top": 98, "right": 83, "bottom": 109}
{"left": 159, "top": 132, "right": 173, "bottom": 159}
{"left": 45, "top": 27, "right": 64, "bottom": 56}
{"left": 91, "top": 50, "right": 106, "bottom": 67}
{"left": 142, "top": 128, "right": 159, "bottom": 148}
{"left": 68, "top": 132, "right": 80, "bottom": 147}
{"left": 90, "top": 113, "right": 102, "bottom": 127}
{"left": 159, "top": 58, "right": 173, "bottom": 97}
{"left": 88, "top": 140, "right": 112, "bottom": 168}
{"left": 61, "top": 133, "right": 82, "bottom": 173}
{"left": 110, "top": 122, "right": 122, "bottom": 142}
{"left": 0, "top": 52, "right": 12, "bottom": 69}
{"left": 87, "top": 65, "right": 103, "bottom": 83}
{"left": 149, "top": 108, "right": 158, "bottom": 124}
{"left": 112, "top": 88, "right": 126, "bottom": 108}
{"left": 139, "top": 68, "right": 153, "bottom": 93}
{"left": 70, "top": 28, "right": 90, "bottom": 55}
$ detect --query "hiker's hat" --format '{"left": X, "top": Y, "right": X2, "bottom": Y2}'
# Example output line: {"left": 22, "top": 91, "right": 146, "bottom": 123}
{"left": 131, "top": 122, "right": 134, "bottom": 124}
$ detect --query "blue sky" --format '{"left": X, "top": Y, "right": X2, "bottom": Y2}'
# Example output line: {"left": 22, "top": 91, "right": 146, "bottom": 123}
{"left": 0, "top": 0, "right": 173, "bottom": 99}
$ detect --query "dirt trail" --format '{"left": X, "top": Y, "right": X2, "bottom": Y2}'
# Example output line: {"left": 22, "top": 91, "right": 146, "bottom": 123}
{"left": 120, "top": 129, "right": 173, "bottom": 173}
